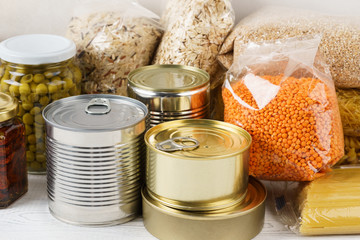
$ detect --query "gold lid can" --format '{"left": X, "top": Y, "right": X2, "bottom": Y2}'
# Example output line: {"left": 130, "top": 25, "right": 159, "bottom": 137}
{"left": 145, "top": 119, "right": 252, "bottom": 211}
{"left": 128, "top": 64, "right": 209, "bottom": 92}
{"left": 127, "top": 65, "right": 210, "bottom": 121}
{"left": 0, "top": 93, "right": 18, "bottom": 122}
{"left": 142, "top": 177, "right": 266, "bottom": 240}
{"left": 146, "top": 119, "right": 250, "bottom": 159}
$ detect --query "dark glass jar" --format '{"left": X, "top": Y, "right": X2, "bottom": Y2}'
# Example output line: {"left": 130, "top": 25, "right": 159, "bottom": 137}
{"left": 0, "top": 93, "right": 27, "bottom": 208}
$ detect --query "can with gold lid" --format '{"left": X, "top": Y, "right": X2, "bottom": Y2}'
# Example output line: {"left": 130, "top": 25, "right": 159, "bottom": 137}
{"left": 145, "top": 119, "right": 251, "bottom": 211}
{"left": 127, "top": 64, "right": 210, "bottom": 127}
{"left": 142, "top": 176, "right": 266, "bottom": 240}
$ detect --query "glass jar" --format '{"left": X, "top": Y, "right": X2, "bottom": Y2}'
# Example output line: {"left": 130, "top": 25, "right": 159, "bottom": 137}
{"left": 0, "top": 93, "right": 27, "bottom": 208}
{"left": 0, "top": 34, "right": 82, "bottom": 174}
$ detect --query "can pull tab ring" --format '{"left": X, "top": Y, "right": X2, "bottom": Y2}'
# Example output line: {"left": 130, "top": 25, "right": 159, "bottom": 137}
{"left": 85, "top": 98, "right": 111, "bottom": 115}
{"left": 155, "top": 137, "right": 199, "bottom": 152}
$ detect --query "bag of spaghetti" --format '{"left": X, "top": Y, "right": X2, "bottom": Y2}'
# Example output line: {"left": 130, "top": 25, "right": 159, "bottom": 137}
{"left": 222, "top": 36, "right": 344, "bottom": 181}
{"left": 273, "top": 167, "right": 360, "bottom": 236}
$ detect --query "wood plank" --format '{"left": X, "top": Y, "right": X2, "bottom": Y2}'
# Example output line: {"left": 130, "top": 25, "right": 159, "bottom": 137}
{"left": 0, "top": 175, "right": 358, "bottom": 240}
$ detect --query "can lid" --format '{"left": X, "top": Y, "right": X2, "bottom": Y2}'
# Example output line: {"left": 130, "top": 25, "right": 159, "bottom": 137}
{"left": 128, "top": 64, "right": 209, "bottom": 92}
{"left": 145, "top": 119, "right": 251, "bottom": 159}
{"left": 0, "top": 34, "right": 76, "bottom": 65}
{"left": 0, "top": 93, "right": 18, "bottom": 122}
{"left": 43, "top": 94, "right": 147, "bottom": 131}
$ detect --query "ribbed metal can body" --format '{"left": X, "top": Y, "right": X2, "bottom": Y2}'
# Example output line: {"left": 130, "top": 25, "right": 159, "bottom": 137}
{"left": 43, "top": 94, "right": 147, "bottom": 226}
{"left": 128, "top": 64, "right": 210, "bottom": 127}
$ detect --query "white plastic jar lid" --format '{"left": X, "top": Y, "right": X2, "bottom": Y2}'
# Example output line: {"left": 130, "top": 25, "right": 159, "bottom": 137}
{"left": 0, "top": 34, "right": 76, "bottom": 65}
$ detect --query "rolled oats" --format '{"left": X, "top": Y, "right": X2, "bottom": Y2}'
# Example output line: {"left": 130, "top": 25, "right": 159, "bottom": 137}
{"left": 153, "top": 0, "right": 234, "bottom": 87}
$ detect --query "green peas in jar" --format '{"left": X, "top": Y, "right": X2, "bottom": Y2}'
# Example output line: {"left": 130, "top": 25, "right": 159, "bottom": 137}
{"left": 33, "top": 74, "right": 45, "bottom": 83}
{"left": 0, "top": 34, "right": 82, "bottom": 174}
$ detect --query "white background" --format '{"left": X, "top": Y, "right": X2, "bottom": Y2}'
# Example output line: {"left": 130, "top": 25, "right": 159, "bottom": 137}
{"left": 0, "top": 0, "right": 359, "bottom": 41}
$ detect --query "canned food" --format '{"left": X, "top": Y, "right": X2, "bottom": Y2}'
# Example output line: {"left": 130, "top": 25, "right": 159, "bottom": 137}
{"left": 43, "top": 94, "right": 147, "bottom": 226}
{"left": 145, "top": 119, "right": 251, "bottom": 211}
{"left": 142, "top": 177, "right": 266, "bottom": 240}
{"left": 128, "top": 64, "right": 210, "bottom": 127}
{"left": 0, "top": 34, "right": 82, "bottom": 174}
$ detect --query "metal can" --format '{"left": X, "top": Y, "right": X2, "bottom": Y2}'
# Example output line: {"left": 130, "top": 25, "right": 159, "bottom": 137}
{"left": 43, "top": 94, "right": 147, "bottom": 226}
{"left": 128, "top": 64, "right": 210, "bottom": 127}
{"left": 145, "top": 119, "right": 251, "bottom": 211}
{"left": 142, "top": 177, "right": 266, "bottom": 240}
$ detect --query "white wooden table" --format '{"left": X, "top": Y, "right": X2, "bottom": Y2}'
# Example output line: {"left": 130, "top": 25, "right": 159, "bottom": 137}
{"left": 0, "top": 175, "right": 358, "bottom": 240}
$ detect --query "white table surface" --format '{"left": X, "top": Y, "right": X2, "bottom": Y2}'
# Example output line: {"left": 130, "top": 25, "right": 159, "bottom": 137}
{"left": 0, "top": 175, "right": 359, "bottom": 240}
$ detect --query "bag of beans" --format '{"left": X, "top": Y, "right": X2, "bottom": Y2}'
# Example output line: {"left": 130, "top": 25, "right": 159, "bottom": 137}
{"left": 222, "top": 36, "right": 344, "bottom": 181}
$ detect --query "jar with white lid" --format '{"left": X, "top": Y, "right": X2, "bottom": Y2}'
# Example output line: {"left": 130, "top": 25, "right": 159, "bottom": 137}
{"left": 0, "top": 34, "right": 82, "bottom": 174}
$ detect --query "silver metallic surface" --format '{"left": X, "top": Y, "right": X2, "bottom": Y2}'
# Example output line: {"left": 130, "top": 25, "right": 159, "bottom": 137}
{"left": 43, "top": 95, "right": 147, "bottom": 226}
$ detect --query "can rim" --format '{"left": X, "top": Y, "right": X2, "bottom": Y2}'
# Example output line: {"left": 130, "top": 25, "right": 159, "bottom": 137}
{"left": 128, "top": 64, "right": 210, "bottom": 93}
{"left": 145, "top": 119, "right": 252, "bottom": 160}
{"left": 43, "top": 94, "right": 148, "bottom": 132}
{"left": 146, "top": 188, "right": 247, "bottom": 212}
{"left": 142, "top": 177, "right": 266, "bottom": 220}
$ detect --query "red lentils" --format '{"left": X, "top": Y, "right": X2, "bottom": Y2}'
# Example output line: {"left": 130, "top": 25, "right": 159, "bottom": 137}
{"left": 223, "top": 74, "right": 344, "bottom": 181}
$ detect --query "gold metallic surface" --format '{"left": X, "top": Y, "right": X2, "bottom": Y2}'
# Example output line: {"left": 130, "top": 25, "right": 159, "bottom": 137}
{"left": 145, "top": 119, "right": 251, "bottom": 211}
{"left": 142, "top": 177, "right": 266, "bottom": 240}
{"left": 127, "top": 64, "right": 210, "bottom": 116}
{"left": 128, "top": 64, "right": 209, "bottom": 92}
{"left": 0, "top": 92, "right": 18, "bottom": 122}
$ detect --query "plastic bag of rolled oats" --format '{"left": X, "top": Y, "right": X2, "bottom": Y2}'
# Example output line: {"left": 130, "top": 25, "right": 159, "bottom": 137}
{"left": 153, "top": 0, "right": 234, "bottom": 88}
{"left": 153, "top": 0, "right": 234, "bottom": 119}
{"left": 66, "top": 0, "right": 163, "bottom": 95}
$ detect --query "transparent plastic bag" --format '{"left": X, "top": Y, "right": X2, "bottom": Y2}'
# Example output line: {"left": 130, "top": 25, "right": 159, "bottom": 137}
{"left": 153, "top": 0, "right": 234, "bottom": 120}
{"left": 273, "top": 167, "right": 360, "bottom": 235}
{"left": 222, "top": 36, "right": 344, "bottom": 181}
{"left": 337, "top": 88, "right": 360, "bottom": 137}
{"left": 153, "top": 0, "right": 234, "bottom": 88}
{"left": 337, "top": 135, "right": 360, "bottom": 165}
{"left": 66, "top": 0, "right": 163, "bottom": 95}
{"left": 219, "top": 6, "right": 360, "bottom": 89}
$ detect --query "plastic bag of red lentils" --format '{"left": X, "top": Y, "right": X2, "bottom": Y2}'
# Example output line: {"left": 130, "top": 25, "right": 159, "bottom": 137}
{"left": 222, "top": 35, "right": 344, "bottom": 181}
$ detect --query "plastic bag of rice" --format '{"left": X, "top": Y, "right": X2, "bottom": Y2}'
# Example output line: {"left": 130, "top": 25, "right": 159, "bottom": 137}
{"left": 66, "top": 0, "right": 163, "bottom": 95}
{"left": 218, "top": 6, "right": 360, "bottom": 89}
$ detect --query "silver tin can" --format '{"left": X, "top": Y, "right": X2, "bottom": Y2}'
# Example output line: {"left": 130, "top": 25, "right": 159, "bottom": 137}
{"left": 43, "top": 94, "right": 148, "bottom": 226}
{"left": 128, "top": 64, "right": 210, "bottom": 127}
